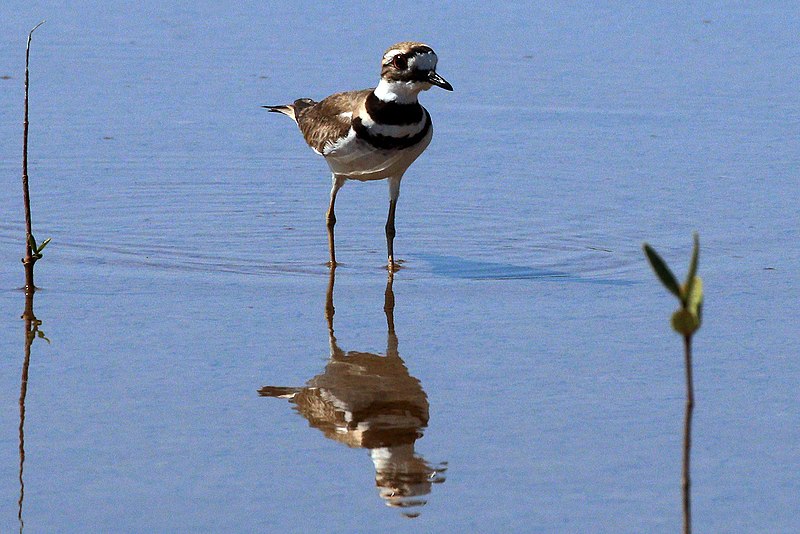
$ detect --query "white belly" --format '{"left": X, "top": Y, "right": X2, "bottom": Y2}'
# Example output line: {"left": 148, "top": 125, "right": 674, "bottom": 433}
{"left": 323, "top": 127, "right": 433, "bottom": 181}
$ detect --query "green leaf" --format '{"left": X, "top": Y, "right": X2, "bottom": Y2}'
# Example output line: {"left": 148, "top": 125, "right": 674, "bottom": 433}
{"left": 686, "top": 275, "right": 703, "bottom": 322}
{"left": 683, "top": 232, "right": 700, "bottom": 304}
{"left": 36, "top": 237, "right": 51, "bottom": 253}
{"left": 28, "top": 234, "right": 38, "bottom": 251}
{"left": 643, "top": 243, "right": 681, "bottom": 299}
{"left": 671, "top": 308, "right": 700, "bottom": 335}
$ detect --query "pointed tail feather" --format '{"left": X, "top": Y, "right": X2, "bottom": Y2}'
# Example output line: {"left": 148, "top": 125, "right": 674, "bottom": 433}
{"left": 263, "top": 103, "right": 297, "bottom": 121}
{"left": 262, "top": 98, "right": 317, "bottom": 123}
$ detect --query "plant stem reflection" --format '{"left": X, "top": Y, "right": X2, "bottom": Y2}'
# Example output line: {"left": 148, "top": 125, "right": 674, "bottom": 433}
{"left": 19, "top": 288, "right": 47, "bottom": 533}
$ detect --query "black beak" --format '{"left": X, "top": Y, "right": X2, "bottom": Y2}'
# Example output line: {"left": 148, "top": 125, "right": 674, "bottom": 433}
{"left": 428, "top": 71, "right": 453, "bottom": 91}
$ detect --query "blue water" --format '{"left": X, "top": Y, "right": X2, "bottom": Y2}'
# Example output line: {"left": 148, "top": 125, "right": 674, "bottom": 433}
{"left": 1, "top": 2, "right": 798, "bottom": 532}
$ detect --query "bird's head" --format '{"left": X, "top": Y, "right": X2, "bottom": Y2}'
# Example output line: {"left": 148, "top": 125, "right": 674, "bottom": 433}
{"left": 376, "top": 42, "right": 452, "bottom": 103}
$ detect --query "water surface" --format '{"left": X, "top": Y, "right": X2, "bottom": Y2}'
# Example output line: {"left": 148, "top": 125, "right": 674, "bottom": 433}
{"left": 1, "top": 2, "right": 798, "bottom": 532}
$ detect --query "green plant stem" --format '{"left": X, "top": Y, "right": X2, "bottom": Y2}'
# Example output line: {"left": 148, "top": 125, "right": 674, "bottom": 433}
{"left": 682, "top": 334, "right": 694, "bottom": 534}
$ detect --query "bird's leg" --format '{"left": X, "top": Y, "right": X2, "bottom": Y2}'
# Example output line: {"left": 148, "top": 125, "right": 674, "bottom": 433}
{"left": 385, "top": 199, "right": 397, "bottom": 270}
{"left": 385, "top": 177, "right": 402, "bottom": 272}
{"left": 326, "top": 224, "right": 336, "bottom": 268}
{"left": 326, "top": 176, "right": 345, "bottom": 267}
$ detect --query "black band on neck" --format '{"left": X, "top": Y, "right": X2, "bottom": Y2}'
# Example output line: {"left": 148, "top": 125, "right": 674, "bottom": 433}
{"left": 353, "top": 111, "right": 431, "bottom": 150}
{"left": 366, "top": 92, "right": 425, "bottom": 126}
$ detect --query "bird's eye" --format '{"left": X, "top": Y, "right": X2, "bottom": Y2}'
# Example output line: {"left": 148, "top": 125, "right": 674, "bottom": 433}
{"left": 392, "top": 55, "right": 408, "bottom": 70}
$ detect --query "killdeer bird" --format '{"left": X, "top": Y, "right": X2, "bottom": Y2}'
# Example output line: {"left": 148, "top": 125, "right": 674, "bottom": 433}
{"left": 264, "top": 41, "right": 452, "bottom": 270}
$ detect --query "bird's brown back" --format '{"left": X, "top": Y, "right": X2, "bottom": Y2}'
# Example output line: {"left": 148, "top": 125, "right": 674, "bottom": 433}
{"left": 296, "top": 89, "right": 372, "bottom": 153}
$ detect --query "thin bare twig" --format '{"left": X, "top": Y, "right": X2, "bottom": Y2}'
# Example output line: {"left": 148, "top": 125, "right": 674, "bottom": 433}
{"left": 22, "top": 20, "right": 45, "bottom": 293}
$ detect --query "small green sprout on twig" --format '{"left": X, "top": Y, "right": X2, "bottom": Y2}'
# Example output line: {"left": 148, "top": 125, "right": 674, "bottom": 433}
{"left": 27, "top": 235, "right": 51, "bottom": 261}
{"left": 643, "top": 232, "right": 703, "bottom": 534}
{"left": 643, "top": 232, "right": 703, "bottom": 336}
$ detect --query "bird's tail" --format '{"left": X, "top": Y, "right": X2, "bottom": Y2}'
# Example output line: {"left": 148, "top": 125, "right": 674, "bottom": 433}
{"left": 262, "top": 98, "right": 317, "bottom": 124}
{"left": 262, "top": 104, "right": 297, "bottom": 121}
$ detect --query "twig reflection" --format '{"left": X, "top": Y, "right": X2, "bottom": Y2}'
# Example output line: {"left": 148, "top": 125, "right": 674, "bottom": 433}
{"left": 259, "top": 269, "right": 446, "bottom": 516}
{"left": 19, "top": 288, "right": 47, "bottom": 533}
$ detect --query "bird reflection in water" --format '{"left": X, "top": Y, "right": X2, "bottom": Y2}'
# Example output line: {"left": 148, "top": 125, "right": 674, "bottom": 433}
{"left": 259, "top": 270, "right": 446, "bottom": 517}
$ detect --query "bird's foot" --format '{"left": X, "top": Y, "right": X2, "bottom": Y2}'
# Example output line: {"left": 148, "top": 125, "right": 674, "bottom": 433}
{"left": 387, "top": 258, "right": 405, "bottom": 273}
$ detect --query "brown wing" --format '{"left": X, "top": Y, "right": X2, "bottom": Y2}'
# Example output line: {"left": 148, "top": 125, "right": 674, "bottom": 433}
{"left": 296, "top": 89, "right": 372, "bottom": 154}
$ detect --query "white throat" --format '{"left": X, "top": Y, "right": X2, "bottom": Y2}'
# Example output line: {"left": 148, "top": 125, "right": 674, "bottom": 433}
{"left": 374, "top": 78, "right": 428, "bottom": 104}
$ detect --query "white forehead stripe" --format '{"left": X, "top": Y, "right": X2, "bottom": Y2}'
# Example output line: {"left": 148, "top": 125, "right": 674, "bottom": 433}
{"left": 384, "top": 49, "right": 404, "bottom": 60}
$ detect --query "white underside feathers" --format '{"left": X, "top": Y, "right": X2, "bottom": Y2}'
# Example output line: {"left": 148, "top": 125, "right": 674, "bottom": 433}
{"left": 323, "top": 126, "right": 432, "bottom": 181}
